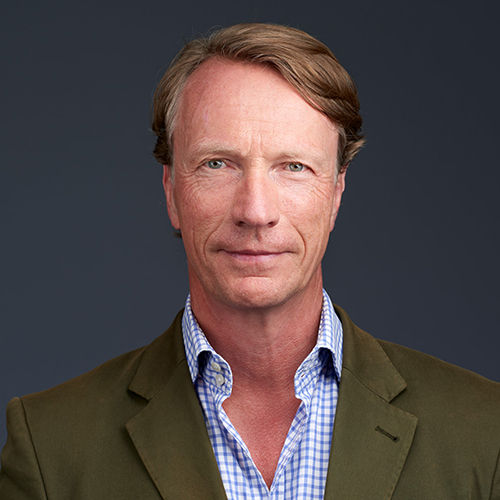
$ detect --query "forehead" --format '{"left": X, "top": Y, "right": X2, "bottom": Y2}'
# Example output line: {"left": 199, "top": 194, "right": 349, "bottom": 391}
{"left": 174, "top": 58, "right": 338, "bottom": 162}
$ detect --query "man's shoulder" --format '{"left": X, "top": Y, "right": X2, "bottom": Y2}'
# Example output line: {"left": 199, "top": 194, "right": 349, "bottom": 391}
{"left": 378, "top": 336, "right": 498, "bottom": 380}
{"left": 377, "top": 334, "right": 500, "bottom": 429}
{"left": 17, "top": 310, "right": 186, "bottom": 422}
{"left": 20, "top": 345, "right": 146, "bottom": 411}
{"left": 377, "top": 337, "right": 500, "bottom": 401}
{"left": 335, "top": 303, "right": 500, "bottom": 422}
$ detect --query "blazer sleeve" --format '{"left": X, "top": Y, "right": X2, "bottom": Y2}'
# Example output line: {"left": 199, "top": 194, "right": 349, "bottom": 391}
{"left": 491, "top": 447, "right": 500, "bottom": 500}
{"left": 0, "top": 397, "right": 47, "bottom": 499}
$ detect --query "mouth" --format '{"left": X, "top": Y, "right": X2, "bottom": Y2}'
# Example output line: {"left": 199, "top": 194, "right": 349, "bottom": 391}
{"left": 220, "top": 249, "right": 287, "bottom": 263}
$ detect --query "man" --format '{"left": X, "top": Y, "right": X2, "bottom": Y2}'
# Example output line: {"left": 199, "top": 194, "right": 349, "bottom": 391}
{"left": 1, "top": 23, "right": 499, "bottom": 500}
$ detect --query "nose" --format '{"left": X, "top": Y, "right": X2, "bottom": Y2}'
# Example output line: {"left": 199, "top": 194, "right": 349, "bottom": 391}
{"left": 231, "top": 169, "right": 280, "bottom": 228}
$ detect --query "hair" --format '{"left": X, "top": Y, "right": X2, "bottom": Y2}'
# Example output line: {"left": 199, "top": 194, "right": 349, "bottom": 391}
{"left": 152, "top": 23, "right": 364, "bottom": 173}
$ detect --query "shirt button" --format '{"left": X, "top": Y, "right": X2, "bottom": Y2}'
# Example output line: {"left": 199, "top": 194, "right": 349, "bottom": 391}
{"left": 215, "top": 373, "right": 225, "bottom": 387}
{"left": 211, "top": 361, "right": 222, "bottom": 372}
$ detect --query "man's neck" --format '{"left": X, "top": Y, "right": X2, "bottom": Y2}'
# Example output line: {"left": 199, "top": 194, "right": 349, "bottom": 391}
{"left": 189, "top": 282, "right": 324, "bottom": 391}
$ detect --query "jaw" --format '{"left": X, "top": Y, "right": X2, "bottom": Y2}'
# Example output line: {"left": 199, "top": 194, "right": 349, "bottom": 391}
{"left": 187, "top": 255, "right": 324, "bottom": 314}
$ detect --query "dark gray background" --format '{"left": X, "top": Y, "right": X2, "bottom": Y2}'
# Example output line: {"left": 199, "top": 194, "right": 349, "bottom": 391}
{"left": 1, "top": 1, "right": 499, "bottom": 446}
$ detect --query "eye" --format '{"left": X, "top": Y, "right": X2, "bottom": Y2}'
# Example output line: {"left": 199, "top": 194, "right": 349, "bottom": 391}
{"left": 286, "top": 162, "right": 306, "bottom": 172}
{"left": 206, "top": 159, "right": 225, "bottom": 169}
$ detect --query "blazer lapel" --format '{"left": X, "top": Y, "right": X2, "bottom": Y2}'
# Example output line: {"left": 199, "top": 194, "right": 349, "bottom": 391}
{"left": 125, "top": 312, "right": 227, "bottom": 500}
{"left": 324, "top": 306, "right": 418, "bottom": 499}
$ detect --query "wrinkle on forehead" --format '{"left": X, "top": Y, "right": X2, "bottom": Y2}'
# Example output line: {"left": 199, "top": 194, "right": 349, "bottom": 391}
{"left": 174, "top": 58, "right": 338, "bottom": 169}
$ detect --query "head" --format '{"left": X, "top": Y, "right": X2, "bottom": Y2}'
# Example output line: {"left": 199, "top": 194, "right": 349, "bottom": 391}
{"left": 152, "top": 23, "right": 364, "bottom": 175}
{"left": 152, "top": 24, "right": 364, "bottom": 312}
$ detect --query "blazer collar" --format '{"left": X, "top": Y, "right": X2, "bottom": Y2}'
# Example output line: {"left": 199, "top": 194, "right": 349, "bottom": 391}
{"left": 324, "top": 305, "right": 418, "bottom": 499}
{"left": 126, "top": 310, "right": 227, "bottom": 500}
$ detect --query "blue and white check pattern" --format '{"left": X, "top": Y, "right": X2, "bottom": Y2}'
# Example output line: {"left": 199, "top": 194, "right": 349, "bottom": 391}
{"left": 181, "top": 289, "right": 343, "bottom": 500}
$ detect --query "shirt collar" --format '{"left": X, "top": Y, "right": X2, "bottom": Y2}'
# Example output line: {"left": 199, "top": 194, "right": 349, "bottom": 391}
{"left": 181, "top": 289, "right": 343, "bottom": 390}
{"left": 181, "top": 294, "right": 218, "bottom": 383}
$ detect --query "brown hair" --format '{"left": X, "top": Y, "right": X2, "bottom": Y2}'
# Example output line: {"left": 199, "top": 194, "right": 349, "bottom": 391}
{"left": 152, "top": 23, "right": 364, "bottom": 172}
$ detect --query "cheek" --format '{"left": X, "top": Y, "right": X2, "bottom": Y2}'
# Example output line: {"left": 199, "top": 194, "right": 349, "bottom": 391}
{"left": 282, "top": 182, "right": 335, "bottom": 225}
{"left": 282, "top": 183, "right": 336, "bottom": 258}
{"left": 175, "top": 182, "right": 231, "bottom": 242}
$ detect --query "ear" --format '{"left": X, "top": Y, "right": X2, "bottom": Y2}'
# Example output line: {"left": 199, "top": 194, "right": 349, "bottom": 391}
{"left": 329, "top": 166, "right": 347, "bottom": 231}
{"left": 162, "top": 165, "right": 180, "bottom": 230}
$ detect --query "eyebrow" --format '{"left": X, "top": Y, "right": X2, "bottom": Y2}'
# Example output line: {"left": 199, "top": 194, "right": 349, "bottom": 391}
{"left": 187, "top": 144, "right": 243, "bottom": 163}
{"left": 186, "top": 142, "right": 333, "bottom": 166}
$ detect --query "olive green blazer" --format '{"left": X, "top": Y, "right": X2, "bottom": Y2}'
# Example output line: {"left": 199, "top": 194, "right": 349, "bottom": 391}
{"left": 1, "top": 306, "right": 499, "bottom": 499}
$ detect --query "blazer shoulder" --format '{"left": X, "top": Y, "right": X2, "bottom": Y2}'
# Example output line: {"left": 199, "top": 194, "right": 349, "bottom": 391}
{"left": 377, "top": 337, "right": 500, "bottom": 417}
{"left": 20, "top": 309, "right": 185, "bottom": 416}
{"left": 335, "top": 303, "right": 500, "bottom": 424}
{"left": 19, "top": 345, "right": 146, "bottom": 417}
{"left": 378, "top": 337, "right": 499, "bottom": 388}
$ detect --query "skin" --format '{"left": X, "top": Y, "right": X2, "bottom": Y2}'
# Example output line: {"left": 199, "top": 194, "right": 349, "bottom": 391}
{"left": 163, "top": 58, "right": 346, "bottom": 487}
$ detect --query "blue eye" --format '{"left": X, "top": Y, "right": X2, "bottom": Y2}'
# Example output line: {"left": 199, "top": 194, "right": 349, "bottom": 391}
{"left": 207, "top": 159, "right": 225, "bottom": 169}
{"left": 287, "top": 162, "right": 305, "bottom": 172}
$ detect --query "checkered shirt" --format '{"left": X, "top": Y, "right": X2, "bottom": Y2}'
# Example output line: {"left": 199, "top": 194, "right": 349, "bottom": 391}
{"left": 181, "top": 289, "right": 343, "bottom": 500}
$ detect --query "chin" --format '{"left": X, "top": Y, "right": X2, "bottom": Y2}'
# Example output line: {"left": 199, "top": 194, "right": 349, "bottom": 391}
{"left": 217, "top": 277, "right": 299, "bottom": 311}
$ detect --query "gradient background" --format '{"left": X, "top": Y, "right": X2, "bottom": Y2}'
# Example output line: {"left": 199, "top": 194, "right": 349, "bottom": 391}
{"left": 1, "top": 1, "right": 499, "bottom": 446}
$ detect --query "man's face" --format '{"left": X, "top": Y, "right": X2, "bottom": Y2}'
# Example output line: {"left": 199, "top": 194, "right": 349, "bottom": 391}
{"left": 164, "top": 59, "right": 345, "bottom": 310}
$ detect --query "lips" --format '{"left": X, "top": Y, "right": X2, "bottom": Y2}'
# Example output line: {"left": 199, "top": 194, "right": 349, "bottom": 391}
{"left": 225, "top": 249, "right": 281, "bottom": 255}
{"left": 220, "top": 248, "right": 288, "bottom": 263}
